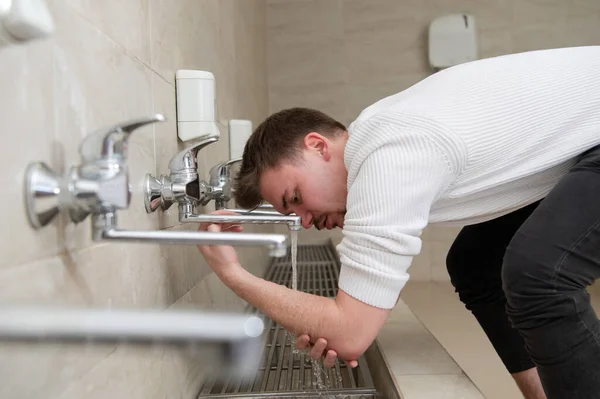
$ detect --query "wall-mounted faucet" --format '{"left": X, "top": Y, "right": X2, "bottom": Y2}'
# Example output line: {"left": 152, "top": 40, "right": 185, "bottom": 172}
{"left": 144, "top": 137, "right": 302, "bottom": 231}
{"left": 0, "top": 305, "right": 265, "bottom": 377}
{"left": 24, "top": 114, "right": 288, "bottom": 257}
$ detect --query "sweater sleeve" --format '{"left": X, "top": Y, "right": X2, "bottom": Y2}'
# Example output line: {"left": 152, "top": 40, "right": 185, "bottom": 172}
{"left": 337, "top": 122, "right": 457, "bottom": 309}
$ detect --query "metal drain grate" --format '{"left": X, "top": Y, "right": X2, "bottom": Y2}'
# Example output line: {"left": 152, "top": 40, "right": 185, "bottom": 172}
{"left": 197, "top": 244, "right": 377, "bottom": 398}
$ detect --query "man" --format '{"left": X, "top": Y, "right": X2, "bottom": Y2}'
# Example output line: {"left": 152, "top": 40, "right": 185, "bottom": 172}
{"left": 197, "top": 46, "right": 600, "bottom": 399}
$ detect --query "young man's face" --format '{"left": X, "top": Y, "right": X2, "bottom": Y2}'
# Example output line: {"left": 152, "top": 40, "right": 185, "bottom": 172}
{"left": 259, "top": 133, "right": 347, "bottom": 230}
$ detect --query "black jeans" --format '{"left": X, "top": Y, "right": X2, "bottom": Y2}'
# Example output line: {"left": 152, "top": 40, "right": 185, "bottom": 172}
{"left": 447, "top": 145, "right": 600, "bottom": 399}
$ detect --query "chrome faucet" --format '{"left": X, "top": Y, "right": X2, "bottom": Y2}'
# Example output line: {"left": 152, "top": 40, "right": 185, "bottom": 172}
{"left": 144, "top": 137, "right": 302, "bottom": 231}
{"left": 208, "top": 157, "right": 240, "bottom": 210}
{"left": 24, "top": 114, "right": 288, "bottom": 257}
{"left": 0, "top": 305, "right": 265, "bottom": 377}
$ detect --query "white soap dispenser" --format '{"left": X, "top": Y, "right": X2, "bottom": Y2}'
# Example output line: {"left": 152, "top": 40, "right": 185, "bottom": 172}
{"left": 229, "top": 119, "right": 253, "bottom": 159}
{"left": 0, "top": 0, "right": 54, "bottom": 48}
{"left": 428, "top": 14, "right": 478, "bottom": 70}
{"left": 175, "top": 69, "right": 220, "bottom": 142}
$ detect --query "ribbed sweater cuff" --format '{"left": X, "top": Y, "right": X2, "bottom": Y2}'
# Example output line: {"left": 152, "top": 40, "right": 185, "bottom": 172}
{"left": 337, "top": 257, "right": 409, "bottom": 309}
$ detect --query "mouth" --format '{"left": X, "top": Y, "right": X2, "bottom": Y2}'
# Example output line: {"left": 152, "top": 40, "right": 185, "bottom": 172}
{"left": 315, "top": 214, "right": 328, "bottom": 230}
{"left": 320, "top": 214, "right": 327, "bottom": 230}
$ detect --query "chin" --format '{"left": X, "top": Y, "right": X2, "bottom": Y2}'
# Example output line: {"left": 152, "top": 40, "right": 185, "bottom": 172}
{"left": 329, "top": 218, "right": 344, "bottom": 229}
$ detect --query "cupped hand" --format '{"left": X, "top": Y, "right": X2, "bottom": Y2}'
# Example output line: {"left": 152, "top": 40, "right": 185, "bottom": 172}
{"left": 295, "top": 333, "right": 359, "bottom": 369}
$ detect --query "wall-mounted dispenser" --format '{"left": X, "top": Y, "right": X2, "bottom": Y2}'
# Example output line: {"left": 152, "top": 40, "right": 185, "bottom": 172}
{"left": 175, "top": 69, "right": 220, "bottom": 142}
{"left": 428, "top": 14, "right": 478, "bottom": 70}
{"left": 229, "top": 119, "right": 253, "bottom": 160}
{"left": 0, "top": 0, "right": 54, "bottom": 48}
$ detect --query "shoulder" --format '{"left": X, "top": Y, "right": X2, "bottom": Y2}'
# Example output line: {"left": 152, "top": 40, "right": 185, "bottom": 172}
{"left": 345, "top": 112, "right": 467, "bottom": 179}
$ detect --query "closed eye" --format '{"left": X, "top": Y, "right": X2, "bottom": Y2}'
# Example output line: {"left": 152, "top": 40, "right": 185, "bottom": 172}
{"left": 292, "top": 190, "right": 302, "bottom": 205}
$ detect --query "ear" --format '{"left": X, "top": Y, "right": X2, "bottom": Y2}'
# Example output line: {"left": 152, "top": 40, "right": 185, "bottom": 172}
{"left": 303, "top": 132, "right": 332, "bottom": 161}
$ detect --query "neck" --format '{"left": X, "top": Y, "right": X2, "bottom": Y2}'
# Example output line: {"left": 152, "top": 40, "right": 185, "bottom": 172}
{"left": 335, "top": 132, "right": 349, "bottom": 184}
{"left": 338, "top": 131, "right": 349, "bottom": 168}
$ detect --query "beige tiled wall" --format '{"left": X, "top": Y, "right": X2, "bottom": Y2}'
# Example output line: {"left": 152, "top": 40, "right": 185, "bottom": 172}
{"left": 266, "top": 0, "right": 600, "bottom": 282}
{"left": 0, "top": 1, "right": 271, "bottom": 398}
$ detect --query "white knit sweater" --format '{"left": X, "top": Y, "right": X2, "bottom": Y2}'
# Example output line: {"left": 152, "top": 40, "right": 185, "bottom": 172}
{"left": 337, "top": 46, "right": 600, "bottom": 309}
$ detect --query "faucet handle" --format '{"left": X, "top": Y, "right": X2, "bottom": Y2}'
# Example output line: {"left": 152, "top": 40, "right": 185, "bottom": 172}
{"left": 79, "top": 114, "right": 166, "bottom": 164}
{"left": 207, "top": 158, "right": 242, "bottom": 210}
{"left": 209, "top": 158, "right": 242, "bottom": 182}
{"left": 168, "top": 136, "right": 218, "bottom": 173}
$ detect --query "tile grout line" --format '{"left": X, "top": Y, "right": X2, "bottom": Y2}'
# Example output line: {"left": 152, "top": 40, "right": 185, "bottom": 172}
{"left": 55, "top": 346, "right": 119, "bottom": 399}
{"left": 62, "top": 2, "right": 172, "bottom": 87}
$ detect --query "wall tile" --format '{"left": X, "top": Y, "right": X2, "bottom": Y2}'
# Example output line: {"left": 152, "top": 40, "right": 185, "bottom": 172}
{"left": 343, "top": 0, "right": 432, "bottom": 79}
{"left": 270, "top": 82, "right": 347, "bottom": 123}
{"left": 0, "top": 256, "right": 116, "bottom": 399}
{"left": 267, "top": 0, "right": 343, "bottom": 43}
{"left": 510, "top": 0, "right": 571, "bottom": 53}
{"left": 560, "top": 15, "right": 600, "bottom": 48}
{"left": 170, "top": 278, "right": 213, "bottom": 310}
{"left": 0, "top": 343, "right": 116, "bottom": 399}
{"left": 430, "top": 0, "right": 513, "bottom": 30}
{"left": 149, "top": 0, "right": 217, "bottom": 83}
{"left": 267, "top": 0, "right": 346, "bottom": 88}
{"left": 51, "top": 1, "right": 156, "bottom": 255}
{"left": 511, "top": 0, "right": 566, "bottom": 27}
{"left": 63, "top": 242, "right": 169, "bottom": 309}
{"left": 57, "top": 344, "right": 211, "bottom": 399}
{"left": 511, "top": 23, "right": 569, "bottom": 53}
{"left": 65, "top": 0, "right": 151, "bottom": 65}
{"left": 0, "top": 40, "right": 58, "bottom": 269}
{"left": 234, "top": 0, "right": 268, "bottom": 123}
{"left": 478, "top": 27, "right": 513, "bottom": 59}
{"left": 158, "top": 240, "right": 193, "bottom": 305}
{"left": 0, "top": 256, "right": 90, "bottom": 305}
{"left": 0, "top": 237, "right": 201, "bottom": 311}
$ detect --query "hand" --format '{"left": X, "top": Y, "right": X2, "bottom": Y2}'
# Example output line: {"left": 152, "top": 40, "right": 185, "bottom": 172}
{"left": 197, "top": 210, "right": 245, "bottom": 278}
{"left": 296, "top": 334, "right": 359, "bottom": 369}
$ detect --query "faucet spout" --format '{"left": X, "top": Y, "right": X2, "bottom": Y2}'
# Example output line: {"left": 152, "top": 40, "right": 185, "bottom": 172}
{"left": 178, "top": 204, "right": 302, "bottom": 231}
{"left": 91, "top": 213, "right": 288, "bottom": 257}
{"left": 0, "top": 306, "right": 265, "bottom": 378}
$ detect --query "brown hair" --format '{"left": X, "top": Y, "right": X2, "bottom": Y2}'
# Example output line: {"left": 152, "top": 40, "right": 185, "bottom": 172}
{"left": 234, "top": 107, "right": 346, "bottom": 209}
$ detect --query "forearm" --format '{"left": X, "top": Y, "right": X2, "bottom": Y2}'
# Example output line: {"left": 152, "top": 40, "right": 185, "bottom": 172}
{"left": 221, "top": 263, "right": 361, "bottom": 359}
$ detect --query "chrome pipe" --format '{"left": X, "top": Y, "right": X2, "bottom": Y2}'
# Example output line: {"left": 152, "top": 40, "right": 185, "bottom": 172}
{"left": 178, "top": 204, "right": 302, "bottom": 231}
{"left": 92, "top": 213, "right": 288, "bottom": 257}
{"left": 0, "top": 306, "right": 264, "bottom": 344}
{"left": 181, "top": 213, "right": 301, "bottom": 231}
